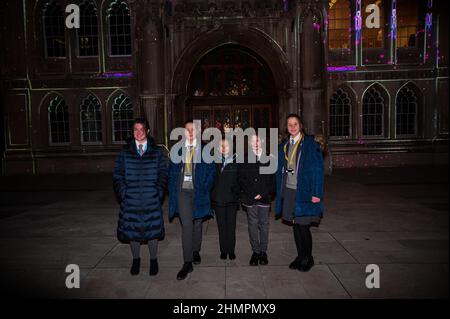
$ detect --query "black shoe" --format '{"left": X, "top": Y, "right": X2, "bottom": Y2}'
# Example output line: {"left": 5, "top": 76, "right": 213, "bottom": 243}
{"left": 259, "top": 252, "right": 268, "bottom": 265}
{"left": 193, "top": 251, "right": 201, "bottom": 265}
{"left": 220, "top": 253, "right": 227, "bottom": 260}
{"left": 149, "top": 258, "right": 159, "bottom": 276}
{"left": 298, "top": 255, "right": 314, "bottom": 272}
{"left": 130, "top": 258, "right": 140, "bottom": 275}
{"left": 177, "top": 262, "right": 193, "bottom": 280}
{"left": 249, "top": 252, "right": 259, "bottom": 266}
{"left": 289, "top": 256, "right": 301, "bottom": 270}
{"left": 228, "top": 252, "right": 236, "bottom": 260}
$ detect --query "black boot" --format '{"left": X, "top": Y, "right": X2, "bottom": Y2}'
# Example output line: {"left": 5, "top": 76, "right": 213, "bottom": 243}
{"left": 130, "top": 258, "right": 140, "bottom": 275}
{"left": 259, "top": 252, "right": 268, "bottom": 265}
{"left": 298, "top": 255, "right": 314, "bottom": 272}
{"left": 220, "top": 253, "right": 227, "bottom": 260}
{"left": 249, "top": 252, "right": 259, "bottom": 266}
{"left": 177, "top": 262, "right": 193, "bottom": 280}
{"left": 193, "top": 251, "right": 201, "bottom": 265}
{"left": 228, "top": 252, "right": 236, "bottom": 260}
{"left": 289, "top": 256, "right": 301, "bottom": 270}
{"left": 149, "top": 258, "right": 159, "bottom": 276}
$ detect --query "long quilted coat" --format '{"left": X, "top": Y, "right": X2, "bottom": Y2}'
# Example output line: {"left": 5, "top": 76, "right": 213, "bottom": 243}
{"left": 113, "top": 138, "right": 168, "bottom": 243}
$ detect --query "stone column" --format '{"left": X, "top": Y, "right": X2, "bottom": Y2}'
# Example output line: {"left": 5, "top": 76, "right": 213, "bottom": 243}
{"left": 298, "top": 0, "right": 327, "bottom": 136}
{"left": 135, "top": 2, "right": 165, "bottom": 144}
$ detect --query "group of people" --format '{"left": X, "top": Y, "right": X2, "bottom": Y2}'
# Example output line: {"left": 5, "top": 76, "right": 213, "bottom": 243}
{"left": 112, "top": 114, "right": 324, "bottom": 281}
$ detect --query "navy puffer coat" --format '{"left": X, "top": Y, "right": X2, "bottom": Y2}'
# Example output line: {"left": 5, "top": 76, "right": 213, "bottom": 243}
{"left": 113, "top": 138, "right": 168, "bottom": 243}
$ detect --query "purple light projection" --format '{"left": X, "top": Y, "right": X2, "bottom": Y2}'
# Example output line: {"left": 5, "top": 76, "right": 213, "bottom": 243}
{"left": 94, "top": 72, "right": 134, "bottom": 78}
{"left": 425, "top": 13, "right": 433, "bottom": 33}
{"left": 354, "top": 0, "right": 362, "bottom": 37}
{"left": 282, "top": 0, "right": 289, "bottom": 12}
{"left": 327, "top": 65, "right": 357, "bottom": 72}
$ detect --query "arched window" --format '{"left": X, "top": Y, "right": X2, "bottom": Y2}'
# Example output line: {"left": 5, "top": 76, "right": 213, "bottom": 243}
{"left": 362, "top": 0, "right": 385, "bottom": 48}
{"left": 328, "top": 0, "right": 351, "bottom": 50}
{"left": 77, "top": 0, "right": 99, "bottom": 57}
{"left": 396, "top": 0, "right": 419, "bottom": 48}
{"left": 48, "top": 96, "right": 70, "bottom": 144}
{"left": 107, "top": 0, "right": 131, "bottom": 56}
{"left": 112, "top": 93, "right": 134, "bottom": 142}
{"left": 396, "top": 86, "right": 418, "bottom": 136}
{"left": 42, "top": 1, "right": 66, "bottom": 58}
{"left": 329, "top": 88, "right": 352, "bottom": 138}
{"left": 80, "top": 94, "right": 102, "bottom": 143}
{"left": 362, "top": 86, "right": 386, "bottom": 136}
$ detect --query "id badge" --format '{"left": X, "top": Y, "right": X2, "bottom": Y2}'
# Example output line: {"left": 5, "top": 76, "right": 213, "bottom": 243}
{"left": 286, "top": 168, "right": 295, "bottom": 175}
{"left": 184, "top": 175, "right": 193, "bottom": 182}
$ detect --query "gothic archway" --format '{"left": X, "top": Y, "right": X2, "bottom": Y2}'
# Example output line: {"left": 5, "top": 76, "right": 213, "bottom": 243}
{"left": 169, "top": 25, "right": 292, "bottom": 132}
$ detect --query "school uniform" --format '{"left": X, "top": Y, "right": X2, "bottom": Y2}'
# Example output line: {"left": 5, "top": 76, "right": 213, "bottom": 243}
{"left": 238, "top": 151, "right": 275, "bottom": 255}
{"left": 211, "top": 154, "right": 240, "bottom": 256}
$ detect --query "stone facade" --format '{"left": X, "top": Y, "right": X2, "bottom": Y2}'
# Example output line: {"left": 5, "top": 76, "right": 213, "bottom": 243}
{"left": 0, "top": 0, "right": 448, "bottom": 175}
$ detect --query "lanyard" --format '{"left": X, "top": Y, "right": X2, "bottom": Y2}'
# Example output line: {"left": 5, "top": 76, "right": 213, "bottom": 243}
{"left": 284, "top": 135, "right": 303, "bottom": 167}
{"left": 185, "top": 147, "right": 195, "bottom": 174}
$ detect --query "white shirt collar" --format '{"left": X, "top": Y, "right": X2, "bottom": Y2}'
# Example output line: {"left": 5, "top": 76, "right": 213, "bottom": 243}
{"left": 290, "top": 132, "right": 302, "bottom": 144}
{"left": 253, "top": 149, "right": 263, "bottom": 158}
{"left": 135, "top": 139, "right": 147, "bottom": 149}
{"left": 185, "top": 139, "right": 197, "bottom": 148}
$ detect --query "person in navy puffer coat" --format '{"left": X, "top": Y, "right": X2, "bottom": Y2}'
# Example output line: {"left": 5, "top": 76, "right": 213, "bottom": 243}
{"left": 275, "top": 114, "right": 324, "bottom": 273}
{"left": 168, "top": 119, "right": 215, "bottom": 280}
{"left": 113, "top": 118, "right": 168, "bottom": 277}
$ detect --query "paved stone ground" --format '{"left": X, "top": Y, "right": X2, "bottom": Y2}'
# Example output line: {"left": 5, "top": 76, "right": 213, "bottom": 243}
{"left": 0, "top": 166, "right": 448, "bottom": 299}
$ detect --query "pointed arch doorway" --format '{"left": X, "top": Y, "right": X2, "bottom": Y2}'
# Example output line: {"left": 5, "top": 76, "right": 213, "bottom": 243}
{"left": 186, "top": 44, "right": 278, "bottom": 133}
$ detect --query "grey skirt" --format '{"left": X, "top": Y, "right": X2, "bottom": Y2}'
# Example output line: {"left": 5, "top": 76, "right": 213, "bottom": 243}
{"left": 282, "top": 187, "right": 321, "bottom": 226}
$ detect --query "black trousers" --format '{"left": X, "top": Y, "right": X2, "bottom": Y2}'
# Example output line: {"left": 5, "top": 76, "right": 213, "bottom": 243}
{"left": 214, "top": 205, "right": 238, "bottom": 254}
{"left": 293, "top": 224, "right": 312, "bottom": 260}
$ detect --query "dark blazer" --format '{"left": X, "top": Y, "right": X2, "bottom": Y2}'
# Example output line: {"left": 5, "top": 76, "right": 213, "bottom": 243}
{"left": 168, "top": 143, "right": 216, "bottom": 220}
{"left": 211, "top": 154, "right": 240, "bottom": 207}
{"left": 238, "top": 152, "right": 275, "bottom": 206}
{"left": 275, "top": 135, "right": 324, "bottom": 218}
{"left": 113, "top": 138, "right": 168, "bottom": 243}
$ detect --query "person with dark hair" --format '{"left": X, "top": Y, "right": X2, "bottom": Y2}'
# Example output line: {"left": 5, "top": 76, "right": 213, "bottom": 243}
{"left": 211, "top": 138, "right": 240, "bottom": 260}
{"left": 275, "top": 114, "right": 324, "bottom": 272}
{"left": 238, "top": 134, "right": 275, "bottom": 266}
{"left": 113, "top": 118, "right": 168, "bottom": 276}
{"left": 168, "top": 119, "right": 216, "bottom": 280}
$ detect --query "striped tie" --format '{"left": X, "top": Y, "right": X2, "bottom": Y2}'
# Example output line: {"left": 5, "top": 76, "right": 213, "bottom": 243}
{"left": 139, "top": 144, "right": 144, "bottom": 156}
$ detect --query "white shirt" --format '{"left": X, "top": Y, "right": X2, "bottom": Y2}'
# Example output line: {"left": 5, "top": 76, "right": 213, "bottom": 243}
{"left": 253, "top": 149, "right": 263, "bottom": 160}
{"left": 290, "top": 132, "right": 302, "bottom": 145}
{"left": 135, "top": 140, "right": 148, "bottom": 153}
{"left": 185, "top": 139, "right": 197, "bottom": 148}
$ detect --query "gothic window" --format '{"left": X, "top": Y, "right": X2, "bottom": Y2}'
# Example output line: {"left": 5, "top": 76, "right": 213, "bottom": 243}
{"left": 77, "top": 0, "right": 99, "bottom": 57}
{"left": 107, "top": 0, "right": 132, "bottom": 56}
{"left": 112, "top": 93, "right": 134, "bottom": 142}
{"left": 396, "top": 0, "right": 419, "bottom": 48}
{"left": 80, "top": 94, "right": 102, "bottom": 143}
{"left": 48, "top": 96, "right": 70, "bottom": 144}
{"left": 328, "top": 0, "right": 351, "bottom": 50}
{"left": 362, "top": 86, "right": 386, "bottom": 136}
{"left": 329, "top": 88, "right": 352, "bottom": 138}
{"left": 43, "top": 1, "right": 66, "bottom": 58}
{"left": 396, "top": 86, "right": 418, "bottom": 136}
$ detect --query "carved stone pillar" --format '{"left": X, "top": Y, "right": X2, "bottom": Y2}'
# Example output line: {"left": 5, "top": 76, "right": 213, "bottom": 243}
{"left": 141, "top": 97, "right": 165, "bottom": 144}
{"left": 298, "top": 0, "right": 327, "bottom": 135}
{"left": 134, "top": 1, "right": 165, "bottom": 144}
